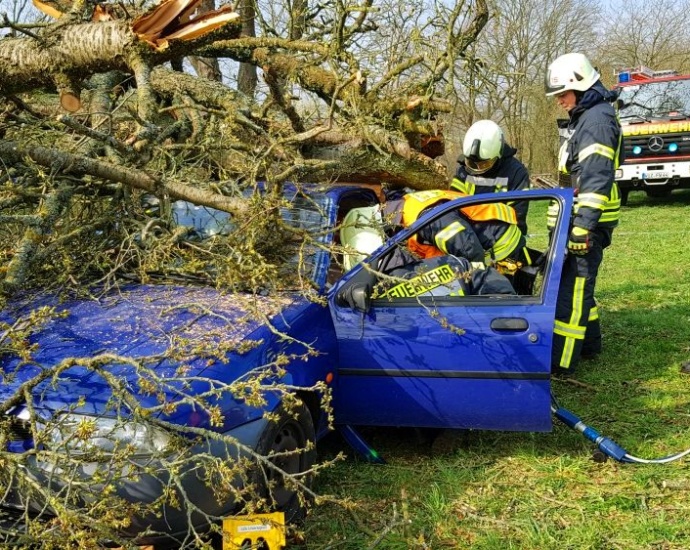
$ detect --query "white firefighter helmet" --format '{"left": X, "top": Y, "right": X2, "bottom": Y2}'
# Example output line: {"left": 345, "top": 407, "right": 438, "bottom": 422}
{"left": 545, "top": 53, "right": 600, "bottom": 96}
{"left": 462, "top": 119, "right": 504, "bottom": 175}
{"left": 340, "top": 205, "right": 384, "bottom": 271}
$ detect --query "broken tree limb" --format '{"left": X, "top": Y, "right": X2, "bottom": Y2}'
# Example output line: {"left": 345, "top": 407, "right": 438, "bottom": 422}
{"left": 0, "top": 18, "right": 242, "bottom": 98}
{"left": 2, "top": 185, "right": 72, "bottom": 293}
{"left": 0, "top": 140, "right": 249, "bottom": 216}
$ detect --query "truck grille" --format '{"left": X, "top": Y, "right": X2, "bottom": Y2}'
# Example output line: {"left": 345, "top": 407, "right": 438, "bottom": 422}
{"left": 623, "top": 131, "right": 690, "bottom": 159}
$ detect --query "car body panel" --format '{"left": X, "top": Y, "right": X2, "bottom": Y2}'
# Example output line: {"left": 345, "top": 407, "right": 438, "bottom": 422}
{"left": 329, "top": 189, "right": 573, "bottom": 431}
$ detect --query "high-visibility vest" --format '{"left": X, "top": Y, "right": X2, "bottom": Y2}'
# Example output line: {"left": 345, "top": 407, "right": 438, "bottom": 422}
{"left": 401, "top": 190, "right": 519, "bottom": 259}
{"left": 401, "top": 190, "right": 518, "bottom": 227}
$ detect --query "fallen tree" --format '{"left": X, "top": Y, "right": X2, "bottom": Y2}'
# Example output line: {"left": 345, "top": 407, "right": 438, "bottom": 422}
{"left": 0, "top": 0, "right": 490, "bottom": 546}
{"left": 0, "top": 0, "right": 489, "bottom": 294}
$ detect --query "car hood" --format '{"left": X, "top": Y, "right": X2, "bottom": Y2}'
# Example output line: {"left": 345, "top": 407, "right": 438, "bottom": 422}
{"left": 0, "top": 284, "right": 297, "bottom": 423}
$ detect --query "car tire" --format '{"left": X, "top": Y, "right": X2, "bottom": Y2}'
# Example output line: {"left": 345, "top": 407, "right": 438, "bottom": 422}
{"left": 254, "top": 400, "right": 316, "bottom": 523}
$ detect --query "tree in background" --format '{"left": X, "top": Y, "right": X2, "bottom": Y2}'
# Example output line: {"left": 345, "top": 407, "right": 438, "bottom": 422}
{"left": 445, "top": 0, "right": 601, "bottom": 175}
{"left": 598, "top": 0, "right": 690, "bottom": 74}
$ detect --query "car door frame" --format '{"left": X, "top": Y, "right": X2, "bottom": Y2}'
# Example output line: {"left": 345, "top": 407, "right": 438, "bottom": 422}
{"left": 328, "top": 188, "right": 574, "bottom": 432}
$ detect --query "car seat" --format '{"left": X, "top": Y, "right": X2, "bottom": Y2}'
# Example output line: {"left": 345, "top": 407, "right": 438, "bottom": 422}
{"left": 340, "top": 206, "right": 385, "bottom": 271}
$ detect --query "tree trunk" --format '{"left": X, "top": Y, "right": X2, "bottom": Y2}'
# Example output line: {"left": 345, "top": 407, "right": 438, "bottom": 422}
{"left": 236, "top": 0, "right": 258, "bottom": 97}
{"left": 188, "top": 0, "right": 224, "bottom": 82}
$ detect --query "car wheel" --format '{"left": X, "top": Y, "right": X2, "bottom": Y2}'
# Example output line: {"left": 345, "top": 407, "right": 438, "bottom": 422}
{"left": 620, "top": 189, "right": 629, "bottom": 206}
{"left": 255, "top": 400, "right": 316, "bottom": 522}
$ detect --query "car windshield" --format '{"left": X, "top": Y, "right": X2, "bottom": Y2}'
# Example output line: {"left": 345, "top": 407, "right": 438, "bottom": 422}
{"left": 278, "top": 193, "right": 332, "bottom": 286}
{"left": 618, "top": 79, "right": 690, "bottom": 119}
{"left": 172, "top": 201, "right": 233, "bottom": 238}
{"left": 170, "top": 191, "right": 332, "bottom": 289}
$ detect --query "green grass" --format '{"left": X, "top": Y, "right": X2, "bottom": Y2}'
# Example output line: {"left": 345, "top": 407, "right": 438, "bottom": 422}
{"left": 300, "top": 189, "right": 690, "bottom": 550}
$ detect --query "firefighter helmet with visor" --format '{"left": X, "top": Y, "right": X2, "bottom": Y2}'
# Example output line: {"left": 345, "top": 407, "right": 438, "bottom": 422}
{"left": 545, "top": 53, "right": 600, "bottom": 96}
{"left": 462, "top": 120, "right": 504, "bottom": 175}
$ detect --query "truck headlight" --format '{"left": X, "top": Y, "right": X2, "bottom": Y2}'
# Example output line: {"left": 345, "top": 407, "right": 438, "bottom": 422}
{"left": 47, "top": 414, "right": 171, "bottom": 456}
{"left": 615, "top": 169, "right": 623, "bottom": 179}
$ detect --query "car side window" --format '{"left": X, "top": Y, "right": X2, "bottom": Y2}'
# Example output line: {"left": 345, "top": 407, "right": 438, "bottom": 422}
{"left": 370, "top": 195, "right": 555, "bottom": 303}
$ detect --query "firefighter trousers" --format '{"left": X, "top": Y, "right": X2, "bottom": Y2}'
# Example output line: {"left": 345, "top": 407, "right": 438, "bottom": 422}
{"left": 551, "top": 228, "right": 613, "bottom": 370}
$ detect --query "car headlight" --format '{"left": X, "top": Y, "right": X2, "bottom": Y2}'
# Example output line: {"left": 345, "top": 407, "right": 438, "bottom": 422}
{"left": 47, "top": 414, "right": 171, "bottom": 456}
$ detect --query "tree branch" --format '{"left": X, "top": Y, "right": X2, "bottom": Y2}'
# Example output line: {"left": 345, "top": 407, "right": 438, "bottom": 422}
{"left": 0, "top": 140, "right": 249, "bottom": 215}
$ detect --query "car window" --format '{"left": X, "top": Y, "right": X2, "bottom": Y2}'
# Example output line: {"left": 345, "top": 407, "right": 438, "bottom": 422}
{"left": 327, "top": 191, "right": 383, "bottom": 286}
{"left": 277, "top": 194, "right": 333, "bottom": 286}
{"left": 171, "top": 201, "right": 233, "bottom": 238}
{"left": 139, "top": 191, "right": 333, "bottom": 289}
{"left": 369, "top": 195, "right": 556, "bottom": 304}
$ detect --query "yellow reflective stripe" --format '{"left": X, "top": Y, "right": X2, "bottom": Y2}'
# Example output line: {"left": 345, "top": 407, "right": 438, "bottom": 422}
{"left": 605, "top": 197, "right": 621, "bottom": 209}
{"left": 546, "top": 200, "right": 560, "bottom": 229}
{"left": 578, "top": 143, "right": 615, "bottom": 162}
{"left": 600, "top": 211, "right": 620, "bottom": 223}
{"left": 588, "top": 306, "right": 599, "bottom": 321}
{"left": 554, "top": 276, "right": 587, "bottom": 368}
{"left": 493, "top": 202, "right": 518, "bottom": 223}
{"left": 570, "top": 276, "right": 586, "bottom": 329}
{"left": 451, "top": 178, "right": 474, "bottom": 195}
{"left": 384, "top": 264, "right": 455, "bottom": 298}
{"left": 578, "top": 192, "right": 608, "bottom": 210}
{"left": 554, "top": 320, "right": 587, "bottom": 338}
{"left": 561, "top": 337, "right": 575, "bottom": 368}
{"left": 558, "top": 141, "right": 570, "bottom": 173}
{"left": 573, "top": 185, "right": 621, "bottom": 223}
{"left": 522, "top": 247, "right": 532, "bottom": 265}
{"left": 486, "top": 223, "right": 522, "bottom": 262}
{"left": 600, "top": 182, "right": 621, "bottom": 224}
{"left": 434, "top": 221, "right": 465, "bottom": 253}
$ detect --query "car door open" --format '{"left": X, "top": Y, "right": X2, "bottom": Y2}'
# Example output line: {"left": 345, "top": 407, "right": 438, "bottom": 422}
{"left": 329, "top": 189, "right": 574, "bottom": 432}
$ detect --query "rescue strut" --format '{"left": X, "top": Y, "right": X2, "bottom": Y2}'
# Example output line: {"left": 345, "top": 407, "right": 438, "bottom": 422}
{"left": 551, "top": 395, "right": 690, "bottom": 464}
{"left": 339, "top": 425, "right": 386, "bottom": 464}
{"left": 341, "top": 405, "right": 690, "bottom": 465}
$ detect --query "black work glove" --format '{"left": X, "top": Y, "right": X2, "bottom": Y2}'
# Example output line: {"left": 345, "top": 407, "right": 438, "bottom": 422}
{"left": 568, "top": 227, "right": 591, "bottom": 255}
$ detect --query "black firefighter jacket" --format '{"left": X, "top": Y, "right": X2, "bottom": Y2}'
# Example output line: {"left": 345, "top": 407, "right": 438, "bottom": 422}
{"left": 452, "top": 144, "right": 530, "bottom": 235}
{"left": 559, "top": 81, "right": 622, "bottom": 232}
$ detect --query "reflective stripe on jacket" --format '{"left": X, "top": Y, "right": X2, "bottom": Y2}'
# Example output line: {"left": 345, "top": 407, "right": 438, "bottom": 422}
{"left": 559, "top": 97, "right": 622, "bottom": 230}
{"left": 452, "top": 147, "right": 530, "bottom": 234}
{"left": 401, "top": 190, "right": 523, "bottom": 262}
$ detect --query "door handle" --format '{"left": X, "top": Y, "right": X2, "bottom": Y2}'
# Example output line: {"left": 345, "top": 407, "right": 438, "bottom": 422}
{"left": 490, "top": 317, "right": 528, "bottom": 332}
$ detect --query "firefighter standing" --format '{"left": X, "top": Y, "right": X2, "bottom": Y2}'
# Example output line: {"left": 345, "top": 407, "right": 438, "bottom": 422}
{"left": 545, "top": 52, "right": 622, "bottom": 372}
{"left": 451, "top": 120, "right": 531, "bottom": 235}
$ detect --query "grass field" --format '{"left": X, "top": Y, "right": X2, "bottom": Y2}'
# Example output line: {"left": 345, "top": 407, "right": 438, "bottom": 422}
{"left": 302, "top": 189, "right": 690, "bottom": 550}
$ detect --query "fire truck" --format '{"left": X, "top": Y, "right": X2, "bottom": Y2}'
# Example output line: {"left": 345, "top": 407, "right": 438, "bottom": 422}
{"left": 614, "top": 66, "right": 690, "bottom": 204}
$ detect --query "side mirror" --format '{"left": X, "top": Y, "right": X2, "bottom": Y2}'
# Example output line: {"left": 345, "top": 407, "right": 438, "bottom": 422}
{"left": 336, "top": 282, "right": 372, "bottom": 313}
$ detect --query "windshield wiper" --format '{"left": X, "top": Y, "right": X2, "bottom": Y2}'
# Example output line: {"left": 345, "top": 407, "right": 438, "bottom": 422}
{"left": 666, "top": 111, "right": 690, "bottom": 120}
{"left": 619, "top": 113, "right": 650, "bottom": 123}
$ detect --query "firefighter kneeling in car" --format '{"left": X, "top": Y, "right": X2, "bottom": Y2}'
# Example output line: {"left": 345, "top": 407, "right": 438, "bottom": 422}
{"left": 380, "top": 189, "right": 536, "bottom": 294}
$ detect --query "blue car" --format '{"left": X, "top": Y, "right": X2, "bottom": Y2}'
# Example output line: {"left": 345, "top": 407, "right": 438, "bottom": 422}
{"left": 0, "top": 184, "right": 573, "bottom": 546}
